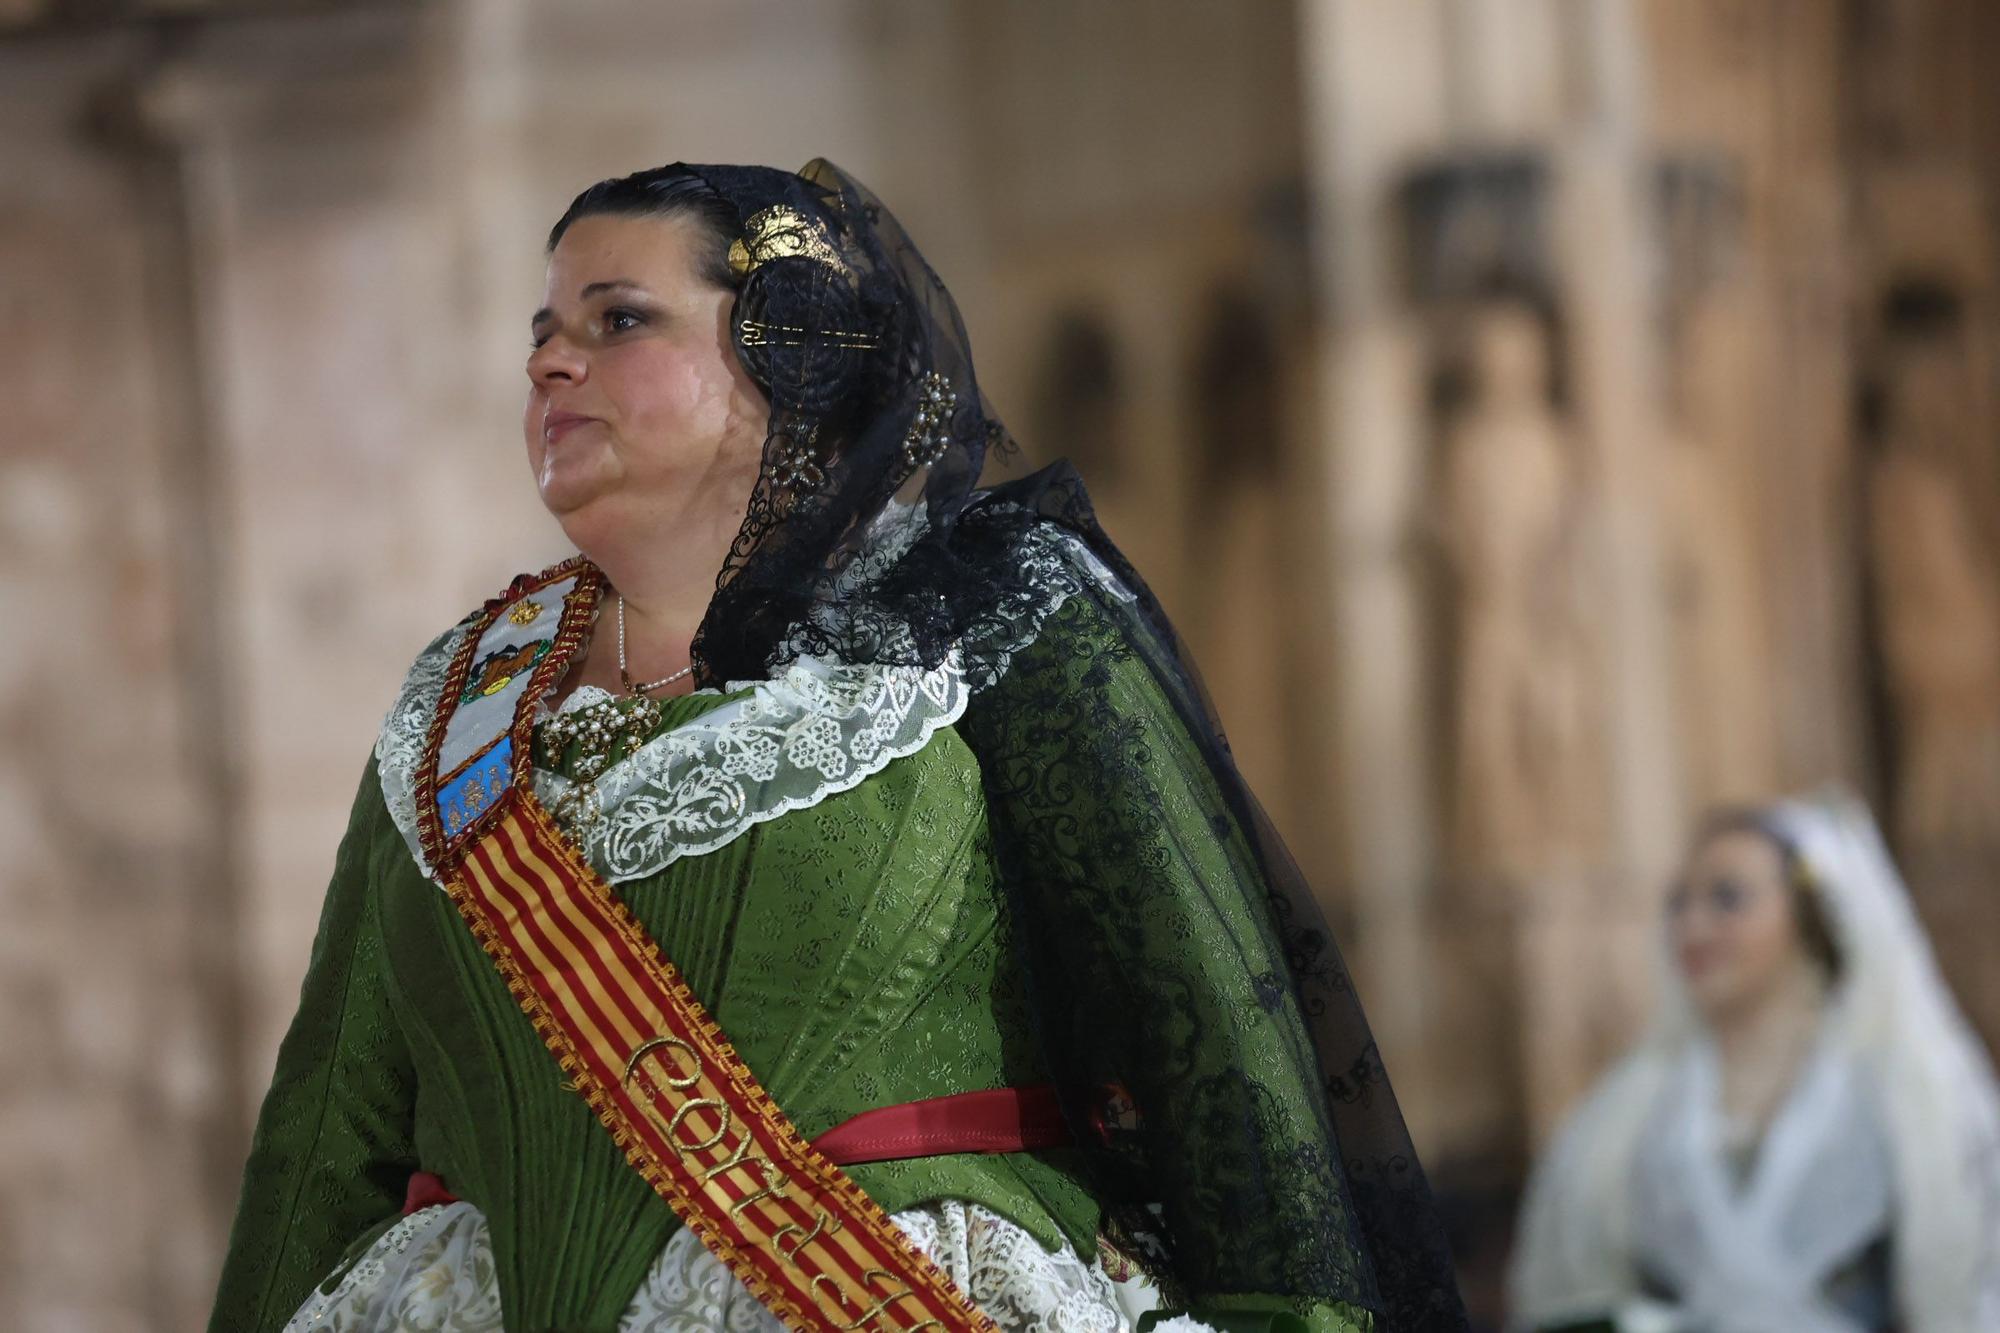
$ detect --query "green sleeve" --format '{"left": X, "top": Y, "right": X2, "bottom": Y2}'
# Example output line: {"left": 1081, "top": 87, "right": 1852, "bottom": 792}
{"left": 207, "top": 758, "right": 419, "bottom": 1332}
{"left": 964, "top": 585, "right": 1382, "bottom": 1327}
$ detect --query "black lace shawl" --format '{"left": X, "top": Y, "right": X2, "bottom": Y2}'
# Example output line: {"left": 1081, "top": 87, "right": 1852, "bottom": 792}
{"left": 667, "top": 159, "right": 1466, "bottom": 1330}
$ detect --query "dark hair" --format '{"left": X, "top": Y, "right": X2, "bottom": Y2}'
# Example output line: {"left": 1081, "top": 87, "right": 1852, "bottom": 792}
{"left": 1697, "top": 807, "right": 1844, "bottom": 979}
{"left": 546, "top": 167, "right": 741, "bottom": 292}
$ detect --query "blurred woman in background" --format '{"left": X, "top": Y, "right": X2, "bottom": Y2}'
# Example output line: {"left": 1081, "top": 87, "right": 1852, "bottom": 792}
{"left": 1509, "top": 792, "right": 2000, "bottom": 1332}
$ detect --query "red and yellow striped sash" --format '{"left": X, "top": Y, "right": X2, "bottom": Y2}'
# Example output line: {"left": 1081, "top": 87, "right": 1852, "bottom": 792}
{"left": 445, "top": 794, "right": 996, "bottom": 1333}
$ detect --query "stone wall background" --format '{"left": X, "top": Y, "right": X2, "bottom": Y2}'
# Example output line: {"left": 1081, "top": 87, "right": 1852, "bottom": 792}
{"left": 3, "top": 2, "right": 1998, "bottom": 1329}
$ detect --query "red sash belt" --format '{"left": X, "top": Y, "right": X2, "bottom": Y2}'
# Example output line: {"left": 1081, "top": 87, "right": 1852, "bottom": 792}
{"left": 403, "top": 1083, "right": 1073, "bottom": 1214}
{"left": 812, "top": 1084, "right": 1072, "bottom": 1166}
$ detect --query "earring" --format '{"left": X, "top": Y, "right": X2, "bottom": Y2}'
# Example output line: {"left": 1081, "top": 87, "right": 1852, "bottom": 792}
{"left": 771, "top": 417, "right": 825, "bottom": 493}
{"left": 900, "top": 372, "right": 957, "bottom": 472}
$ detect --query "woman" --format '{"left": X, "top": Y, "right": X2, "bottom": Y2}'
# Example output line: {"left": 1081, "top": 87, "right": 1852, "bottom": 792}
{"left": 1508, "top": 793, "right": 2000, "bottom": 1332}
{"left": 206, "top": 161, "right": 1466, "bottom": 1332}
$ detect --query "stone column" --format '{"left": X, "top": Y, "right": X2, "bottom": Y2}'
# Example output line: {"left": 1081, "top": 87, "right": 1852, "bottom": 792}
{"left": 1297, "top": 0, "right": 1463, "bottom": 1156}
{"left": 0, "top": 30, "right": 243, "bottom": 1331}
{"left": 1300, "top": 0, "right": 1689, "bottom": 1174}
{"left": 1843, "top": 0, "right": 2000, "bottom": 1048}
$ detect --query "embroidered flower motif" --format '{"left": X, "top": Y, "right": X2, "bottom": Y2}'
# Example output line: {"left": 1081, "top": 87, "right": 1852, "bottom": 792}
{"left": 850, "top": 719, "right": 887, "bottom": 768}
{"left": 715, "top": 727, "right": 782, "bottom": 782}
{"left": 783, "top": 714, "right": 850, "bottom": 781}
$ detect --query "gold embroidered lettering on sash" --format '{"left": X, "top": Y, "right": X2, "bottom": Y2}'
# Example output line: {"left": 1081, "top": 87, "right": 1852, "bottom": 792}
{"left": 812, "top": 1269, "right": 945, "bottom": 1332}
{"left": 624, "top": 1035, "right": 703, "bottom": 1090}
{"left": 703, "top": 1129, "right": 764, "bottom": 1180}
{"left": 727, "top": 1163, "right": 793, "bottom": 1215}
{"left": 661, "top": 1097, "right": 732, "bottom": 1156}
{"left": 623, "top": 1029, "right": 805, "bottom": 1222}
{"left": 772, "top": 1209, "right": 840, "bottom": 1259}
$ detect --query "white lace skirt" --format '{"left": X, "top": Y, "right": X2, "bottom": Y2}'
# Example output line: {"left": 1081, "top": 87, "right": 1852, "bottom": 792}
{"left": 285, "top": 1199, "right": 1218, "bottom": 1332}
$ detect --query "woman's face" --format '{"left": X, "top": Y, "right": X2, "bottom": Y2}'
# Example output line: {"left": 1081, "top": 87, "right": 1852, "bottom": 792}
{"left": 1667, "top": 828, "right": 1808, "bottom": 1023}
{"left": 524, "top": 213, "right": 768, "bottom": 551}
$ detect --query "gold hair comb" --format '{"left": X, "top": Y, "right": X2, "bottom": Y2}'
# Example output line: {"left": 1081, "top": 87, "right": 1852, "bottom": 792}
{"left": 727, "top": 204, "right": 848, "bottom": 280}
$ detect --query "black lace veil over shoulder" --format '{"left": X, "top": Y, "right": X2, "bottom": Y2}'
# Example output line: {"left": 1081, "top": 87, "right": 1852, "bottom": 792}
{"left": 599, "top": 159, "right": 1467, "bottom": 1330}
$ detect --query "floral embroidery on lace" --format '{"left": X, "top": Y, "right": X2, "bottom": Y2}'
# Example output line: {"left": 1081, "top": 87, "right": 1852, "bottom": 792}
{"left": 284, "top": 1203, "right": 502, "bottom": 1332}
{"left": 376, "top": 520, "right": 1097, "bottom": 887}
{"left": 287, "top": 1200, "right": 1218, "bottom": 1332}
{"left": 534, "top": 648, "right": 974, "bottom": 884}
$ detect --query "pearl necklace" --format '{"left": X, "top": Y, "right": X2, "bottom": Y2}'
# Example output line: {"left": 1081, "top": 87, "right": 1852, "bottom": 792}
{"left": 616, "top": 594, "right": 694, "bottom": 696}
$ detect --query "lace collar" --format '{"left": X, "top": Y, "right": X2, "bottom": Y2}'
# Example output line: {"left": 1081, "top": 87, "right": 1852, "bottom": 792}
{"left": 529, "top": 651, "right": 971, "bottom": 883}
{"left": 375, "top": 516, "right": 1095, "bottom": 886}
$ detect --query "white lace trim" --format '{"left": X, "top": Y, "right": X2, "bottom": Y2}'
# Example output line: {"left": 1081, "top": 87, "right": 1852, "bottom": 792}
{"left": 285, "top": 1199, "right": 1217, "bottom": 1332}
{"left": 375, "top": 618, "right": 475, "bottom": 881}
{"left": 375, "top": 520, "right": 1101, "bottom": 886}
{"left": 534, "top": 648, "right": 973, "bottom": 884}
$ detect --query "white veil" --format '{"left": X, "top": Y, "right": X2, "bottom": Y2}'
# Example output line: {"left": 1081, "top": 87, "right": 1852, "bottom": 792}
{"left": 1507, "top": 790, "right": 2000, "bottom": 1332}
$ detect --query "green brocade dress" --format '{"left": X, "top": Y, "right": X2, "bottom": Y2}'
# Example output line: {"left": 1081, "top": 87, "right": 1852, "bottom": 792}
{"left": 208, "top": 587, "right": 1364, "bottom": 1333}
